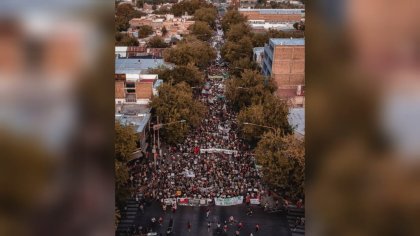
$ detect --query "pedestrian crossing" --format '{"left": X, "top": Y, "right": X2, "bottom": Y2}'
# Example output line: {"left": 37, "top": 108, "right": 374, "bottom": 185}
{"left": 116, "top": 198, "right": 139, "bottom": 235}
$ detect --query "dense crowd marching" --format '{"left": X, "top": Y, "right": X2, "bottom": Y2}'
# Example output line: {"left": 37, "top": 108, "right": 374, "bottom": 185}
{"left": 130, "top": 65, "right": 262, "bottom": 204}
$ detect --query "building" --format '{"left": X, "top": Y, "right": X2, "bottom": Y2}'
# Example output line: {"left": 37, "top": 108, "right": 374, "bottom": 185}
{"left": 248, "top": 21, "right": 295, "bottom": 32}
{"left": 239, "top": 0, "right": 258, "bottom": 8}
{"left": 129, "top": 14, "right": 194, "bottom": 44}
{"left": 262, "top": 38, "right": 304, "bottom": 106}
{"left": 239, "top": 8, "right": 305, "bottom": 23}
{"left": 253, "top": 47, "right": 264, "bottom": 68}
{"left": 115, "top": 73, "right": 162, "bottom": 105}
{"left": 115, "top": 57, "right": 171, "bottom": 74}
{"left": 115, "top": 46, "right": 165, "bottom": 58}
{"left": 288, "top": 107, "right": 304, "bottom": 140}
{"left": 116, "top": 104, "right": 152, "bottom": 151}
{"left": 115, "top": 57, "right": 170, "bottom": 105}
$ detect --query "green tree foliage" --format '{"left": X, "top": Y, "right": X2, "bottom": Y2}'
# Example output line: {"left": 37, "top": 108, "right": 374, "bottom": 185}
{"left": 116, "top": 33, "right": 139, "bottom": 46}
{"left": 225, "top": 69, "right": 276, "bottom": 111}
{"left": 115, "top": 122, "right": 137, "bottom": 205}
{"left": 193, "top": 7, "right": 217, "bottom": 29}
{"left": 138, "top": 25, "right": 154, "bottom": 38}
{"left": 154, "top": 6, "right": 172, "bottom": 15}
{"left": 163, "top": 36, "right": 216, "bottom": 68}
{"left": 189, "top": 21, "right": 213, "bottom": 41}
{"left": 171, "top": 0, "right": 211, "bottom": 17}
{"left": 251, "top": 32, "right": 269, "bottom": 47}
{"left": 221, "top": 9, "right": 247, "bottom": 32}
{"left": 221, "top": 36, "right": 253, "bottom": 63}
{"left": 250, "top": 29, "right": 305, "bottom": 47}
{"left": 115, "top": 3, "right": 146, "bottom": 32}
{"left": 115, "top": 16, "right": 130, "bottom": 32}
{"left": 237, "top": 94, "right": 292, "bottom": 144}
{"left": 228, "top": 57, "right": 259, "bottom": 79}
{"left": 225, "top": 23, "right": 251, "bottom": 42}
{"left": 147, "top": 36, "right": 169, "bottom": 48}
{"left": 150, "top": 82, "right": 206, "bottom": 144}
{"left": 255, "top": 133, "right": 305, "bottom": 200}
{"left": 115, "top": 122, "right": 137, "bottom": 162}
{"left": 151, "top": 65, "right": 204, "bottom": 87}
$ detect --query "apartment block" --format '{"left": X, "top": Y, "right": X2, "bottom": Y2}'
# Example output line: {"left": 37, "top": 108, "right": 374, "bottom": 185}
{"left": 262, "top": 38, "right": 305, "bottom": 106}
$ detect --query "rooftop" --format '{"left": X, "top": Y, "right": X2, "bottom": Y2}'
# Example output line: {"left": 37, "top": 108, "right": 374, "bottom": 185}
{"left": 116, "top": 113, "right": 151, "bottom": 133}
{"left": 115, "top": 58, "right": 172, "bottom": 74}
{"left": 238, "top": 8, "right": 305, "bottom": 15}
{"left": 270, "top": 38, "right": 305, "bottom": 46}
{"left": 288, "top": 107, "right": 305, "bottom": 136}
{"left": 253, "top": 47, "right": 264, "bottom": 54}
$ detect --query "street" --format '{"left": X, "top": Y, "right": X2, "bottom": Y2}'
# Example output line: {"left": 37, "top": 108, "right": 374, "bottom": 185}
{"left": 135, "top": 202, "right": 291, "bottom": 236}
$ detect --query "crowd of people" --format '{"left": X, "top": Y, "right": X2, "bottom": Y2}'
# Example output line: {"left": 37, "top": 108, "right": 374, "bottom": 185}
{"left": 130, "top": 64, "right": 262, "bottom": 204}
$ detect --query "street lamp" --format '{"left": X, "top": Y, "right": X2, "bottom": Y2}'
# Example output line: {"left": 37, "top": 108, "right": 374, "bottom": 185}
{"left": 152, "top": 119, "right": 186, "bottom": 167}
{"left": 236, "top": 87, "right": 250, "bottom": 90}
{"left": 242, "top": 122, "right": 279, "bottom": 136}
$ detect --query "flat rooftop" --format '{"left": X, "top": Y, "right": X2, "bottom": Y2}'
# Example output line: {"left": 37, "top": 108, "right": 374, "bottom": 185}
{"left": 115, "top": 58, "right": 171, "bottom": 74}
{"left": 270, "top": 38, "right": 305, "bottom": 46}
{"left": 238, "top": 8, "right": 305, "bottom": 15}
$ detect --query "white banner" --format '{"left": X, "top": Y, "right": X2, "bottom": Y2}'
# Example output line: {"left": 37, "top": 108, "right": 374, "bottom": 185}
{"left": 184, "top": 170, "right": 195, "bottom": 178}
{"left": 250, "top": 198, "right": 260, "bottom": 205}
{"left": 214, "top": 196, "right": 243, "bottom": 206}
{"left": 200, "top": 148, "right": 238, "bottom": 155}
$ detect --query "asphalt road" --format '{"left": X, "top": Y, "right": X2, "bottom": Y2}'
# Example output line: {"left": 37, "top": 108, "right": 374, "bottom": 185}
{"left": 135, "top": 201, "right": 291, "bottom": 236}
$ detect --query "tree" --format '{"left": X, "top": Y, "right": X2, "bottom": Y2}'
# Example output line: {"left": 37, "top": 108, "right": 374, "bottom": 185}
{"left": 225, "top": 69, "right": 277, "bottom": 111}
{"left": 147, "top": 36, "right": 169, "bottom": 48}
{"left": 161, "top": 26, "right": 168, "bottom": 36}
{"left": 221, "top": 9, "right": 247, "bottom": 32}
{"left": 228, "top": 57, "right": 259, "bottom": 78}
{"left": 225, "top": 23, "right": 251, "bottom": 42}
{"left": 151, "top": 64, "right": 204, "bottom": 87}
{"left": 255, "top": 133, "right": 304, "bottom": 200}
{"left": 251, "top": 32, "right": 269, "bottom": 47}
{"left": 221, "top": 36, "right": 253, "bottom": 63}
{"left": 138, "top": 25, "right": 154, "bottom": 38}
{"left": 115, "top": 16, "right": 130, "bottom": 32}
{"left": 115, "top": 122, "right": 137, "bottom": 205}
{"left": 115, "top": 122, "right": 137, "bottom": 162}
{"left": 163, "top": 36, "right": 216, "bottom": 68}
{"left": 150, "top": 82, "right": 206, "bottom": 144}
{"left": 237, "top": 94, "right": 292, "bottom": 145}
{"left": 193, "top": 7, "right": 217, "bottom": 29}
{"left": 189, "top": 21, "right": 213, "bottom": 41}
{"left": 171, "top": 0, "right": 211, "bottom": 17}
{"left": 116, "top": 34, "right": 139, "bottom": 46}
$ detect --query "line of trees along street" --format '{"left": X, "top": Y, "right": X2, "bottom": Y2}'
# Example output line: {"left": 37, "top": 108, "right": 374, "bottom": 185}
{"left": 115, "top": 122, "right": 138, "bottom": 227}
{"left": 221, "top": 9, "right": 304, "bottom": 199}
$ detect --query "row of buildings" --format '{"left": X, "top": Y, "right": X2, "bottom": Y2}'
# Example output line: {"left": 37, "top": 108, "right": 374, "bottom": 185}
{"left": 114, "top": 49, "right": 173, "bottom": 152}
{"left": 128, "top": 13, "right": 194, "bottom": 45}
{"left": 239, "top": 8, "right": 305, "bottom": 32}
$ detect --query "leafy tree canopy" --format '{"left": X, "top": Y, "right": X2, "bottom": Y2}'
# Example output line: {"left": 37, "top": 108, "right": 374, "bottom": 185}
{"left": 221, "top": 9, "right": 247, "bottom": 32}
{"left": 225, "top": 69, "right": 276, "bottom": 111}
{"left": 193, "top": 7, "right": 217, "bottom": 29}
{"left": 138, "top": 25, "right": 154, "bottom": 38}
{"left": 150, "top": 82, "right": 206, "bottom": 144}
{"left": 237, "top": 94, "right": 292, "bottom": 144}
{"left": 255, "top": 133, "right": 305, "bottom": 200}
{"left": 163, "top": 36, "right": 216, "bottom": 68}
{"left": 189, "top": 21, "right": 213, "bottom": 41}
{"left": 147, "top": 35, "right": 169, "bottom": 48}
{"left": 150, "top": 64, "right": 204, "bottom": 87}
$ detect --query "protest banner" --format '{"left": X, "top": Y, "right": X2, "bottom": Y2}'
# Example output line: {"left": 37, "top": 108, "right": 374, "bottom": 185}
{"left": 177, "top": 198, "right": 189, "bottom": 205}
{"left": 250, "top": 198, "right": 260, "bottom": 205}
{"left": 214, "top": 196, "right": 243, "bottom": 206}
